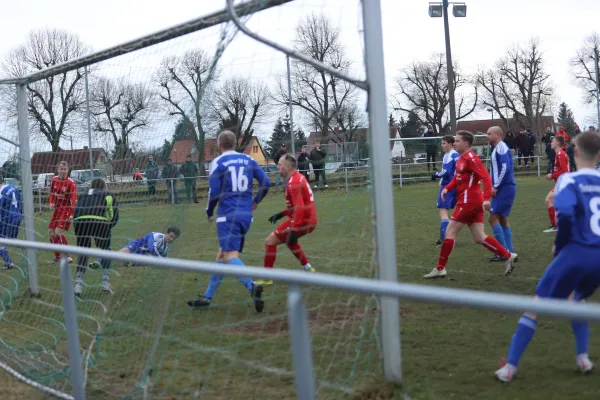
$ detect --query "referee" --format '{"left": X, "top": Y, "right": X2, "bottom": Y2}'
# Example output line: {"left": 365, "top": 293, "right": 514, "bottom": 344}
{"left": 72, "top": 178, "right": 119, "bottom": 297}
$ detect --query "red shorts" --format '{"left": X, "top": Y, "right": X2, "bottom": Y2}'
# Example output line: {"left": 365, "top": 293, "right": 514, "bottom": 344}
{"left": 48, "top": 208, "right": 71, "bottom": 231}
{"left": 274, "top": 219, "right": 317, "bottom": 243}
{"left": 451, "top": 202, "right": 484, "bottom": 225}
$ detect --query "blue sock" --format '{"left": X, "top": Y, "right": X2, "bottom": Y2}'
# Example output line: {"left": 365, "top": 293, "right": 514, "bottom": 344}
{"left": 492, "top": 224, "right": 507, "bottom": 249}
{"left": 440, "top": 219, "right": 449, "bottom": 240}
{"left": 204, "top": 260, "right": 224, "bottom": 299}
{"left": 0, "top": 246, "right": 11, "bottom": 265}
{"left": 571, "top": 320, "right": 590, "bottom": 356}
{"left": 507, "top": 315, "right": 537, "bottom": 367}
{"left": 227, "top": 258, "right": 255, "bottom": 292}
{"left": 502, "top": 226, "right": 514, "bottom": 253}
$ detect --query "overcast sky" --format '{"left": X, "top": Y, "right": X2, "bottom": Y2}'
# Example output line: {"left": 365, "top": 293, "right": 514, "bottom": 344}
{"left": 1, "top": 0, "right": 599, "bottom": 156}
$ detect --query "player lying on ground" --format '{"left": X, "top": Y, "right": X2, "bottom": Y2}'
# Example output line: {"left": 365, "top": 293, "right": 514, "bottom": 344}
{"left": 48, "top": 161, "right": 77, "bottom": 263}
{"left": 256, "top": 154, "right": 317, "bottom": 286}
{"left": 89, "top": 227, "right": 181, "bottom": 269}
{"left": 424, "top": 130, "right": 518, "bottom": 279}
{"left": 187, "top": 130, "right": 270, "bottom": 312}
{"left": 543, "top": 135, "right": 570, "bottom": 233}
{"left": 495, "top": 130, "right": 600, "bottom": 382}
{"left": 487, "top": 126, "right": 517, "bottom": 262}
{"left": 432, "top": 135, "right": 459, "bottom": 247}
{"left": 72, "top": 178, "right": 119, "bottom": 297}
{"left": 0, "top": 176, "right": 22, "bottom": 270}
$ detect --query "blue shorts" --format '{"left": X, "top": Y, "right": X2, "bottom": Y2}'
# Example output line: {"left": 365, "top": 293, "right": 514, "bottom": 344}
{"left": 216, "top": 217, "right": 252, "bottom": 252}
{"left": 125, "top": 237, "right": 148, "bottom": 255}
{"left": 0, "top": 216, "right": 21, "bottom": 239}
{"left": 536, "top": 244, "right": 600, "bottom": 301}
{"left": 490, "top": 185, "right": 516, "bottom": 217}
{"left": 436, "top": 187, "right": 456, "bottom": 209}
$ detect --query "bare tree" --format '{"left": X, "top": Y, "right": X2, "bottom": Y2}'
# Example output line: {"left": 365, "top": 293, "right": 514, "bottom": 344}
{"left": 571, "top": 33, "right": 600, "bottom": 104}
{"left": 331, "top": 102, "right": 366, "bottom": 143}
{"left": 476, "top": 38, "right": 553, "bottom": 132}
{"left": 211, "top": 76, "right": 269, "bottom": 151}
{"left": 1, "top": 29, "right": 90, "bottom": 160}
{"left": 156, "top": 49, "right": 216, "bottom": 174}
{"left": 395, "top": 53, "right": 477, "bottom": 134}
{"left": 277, "top": 13, "right": 356, "bottom": 138}
{"left": 90, "top": 77, "right": 155, "bottom": 173}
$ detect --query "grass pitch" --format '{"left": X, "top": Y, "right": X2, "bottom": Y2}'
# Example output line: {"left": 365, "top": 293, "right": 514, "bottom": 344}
{"left": 1, "top": 177, "right": 600, "bottom": 399}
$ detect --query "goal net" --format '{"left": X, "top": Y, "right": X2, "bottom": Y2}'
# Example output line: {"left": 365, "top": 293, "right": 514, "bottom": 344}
{"left": 0, "top": 1, "right": 384, "bottom": 399}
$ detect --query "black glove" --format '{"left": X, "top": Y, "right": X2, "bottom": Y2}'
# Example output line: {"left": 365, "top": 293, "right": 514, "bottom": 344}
{"left": 286, "top": 230, "right": 298, "bottom": 246}
{"left": 431, "top": 172, "right": 438, "bottom": 181}
{"left": 268, "top": 212, "right": 285, "bottom": 224}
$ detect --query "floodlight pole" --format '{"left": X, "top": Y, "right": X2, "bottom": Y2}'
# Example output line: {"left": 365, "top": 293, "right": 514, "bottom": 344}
{"left": 594, "top": 47, "right": 600, "bottom": 131}
{"left": 84, "top": 66, "right": 94, "bottom": 172}
{"left": 287, "top": 55, "right": 296, "bottom": 155}
{"left": 442, "top": 0, "right": 457, "bottom": 134}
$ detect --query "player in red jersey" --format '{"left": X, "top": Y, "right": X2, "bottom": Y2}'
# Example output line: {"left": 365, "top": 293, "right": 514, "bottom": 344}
{"left": 543, "top": 135, "right": 570, "bottom": 232}
{"left": 256, "top": 154, "right": 316, "bottom": 285}
{"left": 48, "top": 161, "right": 77, "bottom": 263}
{"left": 424, "top": 131, "right": 518, "bottom": 279}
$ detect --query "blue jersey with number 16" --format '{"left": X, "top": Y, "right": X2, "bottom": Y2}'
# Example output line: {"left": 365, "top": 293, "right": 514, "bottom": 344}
{"left": 554, "top": 169, "right": 600, "bottom": 250}
{"left": 206, "top": 150, "right": 271, "bottom": 218}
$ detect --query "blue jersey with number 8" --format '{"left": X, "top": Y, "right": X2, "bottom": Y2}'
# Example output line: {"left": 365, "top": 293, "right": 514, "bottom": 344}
{"left": 206, "top": 150, "right": 271, "bottom": 218}
{"left": 554, "top": 169, "right": 600, "bottom": 248}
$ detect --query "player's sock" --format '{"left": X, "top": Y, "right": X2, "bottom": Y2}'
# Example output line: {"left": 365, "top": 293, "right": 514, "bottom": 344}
{"left": 548, "top": 206, "right": 557, "bottom": 227}
{"left": 571, "top": 320, "right": 590, "bottom": 356}
{"left": 440, "top": 219, "right": 449, "bottom": 240}
{"left": 75, "top": 266, "right": 86, "bottom": 285}
{"left": 436, "top": 238, "right": 455, "bottom": 271}
{"left": 0, "top": 246, "right": 11, "bottom": 265}
{"left": 60, "top": 235, "right": 70, "bottom": 257}
{"left": 264, "top": 245, "right": 277, "bottom": 268}
{"left": 203, "top": 261, "right": 224, "bottom": 299}
{"left": 287, "top": 243, "right": 309, "bottom": 266}
{"left": 481, "top": 236, "right": 511, "bottom": 259}
{"left": 227, "top": 258, "right": 254, "bottom": 292}
{"left": 491, "top": 224, "right": 507, "bottom": 248}
{"left": 502, "top": 226, "right": 514, "bottom": 253}
{"left": 51, "top": 236, "right": 60, "bottom": 259}
{"left": 507, "top": 315, "right": 537, "bottom": 367}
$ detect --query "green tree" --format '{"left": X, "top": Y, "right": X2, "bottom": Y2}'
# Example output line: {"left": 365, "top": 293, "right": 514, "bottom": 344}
{"left": 265, "top": 115, "right": 306, "bottom": 159}
{"left": 557, "top": 102, "right": 578, "bottom": 137}
{"left": 399, "top": 111, "right": 424, "bottom": 138}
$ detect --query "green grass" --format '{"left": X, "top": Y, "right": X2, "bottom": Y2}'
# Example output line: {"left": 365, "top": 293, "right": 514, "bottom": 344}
{"left": 1, "top": 176, "right": 600, "bottom": 399}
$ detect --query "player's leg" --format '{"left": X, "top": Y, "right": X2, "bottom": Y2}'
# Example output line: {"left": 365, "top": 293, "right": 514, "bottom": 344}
{"left": 544, "top": 189, "right": 558, "bottom": 232}
{"left": 54, "top": 221, "right": 73, "bottom": 263}
{"left": 488, "top": 213, "right": 507, "bottom": 262}
{"left": 424, "top": 219, "right": 464, "bottom": 278}
{"left": 468, "top": 222, "right": 517, "bottom": 276}
{"left": 286, "top": 222, "right": 316, "bottom": 272}
{"left": 436, "top": 187, "right": 452, "bottom": 246}
{"left": 95, "top": 224, "right": 113, "bottom": 293}
{"left": 73, "top": 221, "right": 92, "bottom": 297}
{"left": 438, "top": 208, "right": 449, "bottom": 246}
{"left": 0, "top": 219, "right": 18, "bottom": 269}
{"left": 496, "top": 248, "right": 582, "bottom": 381}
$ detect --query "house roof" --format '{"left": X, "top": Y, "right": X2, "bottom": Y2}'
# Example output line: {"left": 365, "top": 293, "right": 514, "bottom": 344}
{"left": 169, "top": 136, "right": 267, "bottom": 164}
{"left": 457, "top": 115, "right": 555, "bottom": 136}
{"left": 31, "top": 147, "right": 108, "bottom": 175}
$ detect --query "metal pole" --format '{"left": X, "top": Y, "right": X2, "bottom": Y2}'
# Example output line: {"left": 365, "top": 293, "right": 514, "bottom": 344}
{"left": 287, "top": 55, "right": 296, "bottom": 155}
{"left": 16, "top": 84, "right": 39, "bottom": 296}
{"left": 594, "top": 48, "right": 600, "bottom": 131}
{"left": 399, "top": 163, "right": 403, "bottom": 188}
{"left": 537, "top": 155, "right": 540, "bottom": 178}
{"left": 361, "top": 0, "right": 402, "bottom": 381}
{"left": 442, "top": 0, "right": 457, "bottom": 134}
{"left": 287, "top": 285, "right": 316, "bottom": 400}
{"left": 84, "top": 66, "right": 94, "bottom": 172}
{"left": 344, "top": 166, "right": 349, "bottom": 193}
{"left": 59, "top": 256, "right": 86, "bottom": 400}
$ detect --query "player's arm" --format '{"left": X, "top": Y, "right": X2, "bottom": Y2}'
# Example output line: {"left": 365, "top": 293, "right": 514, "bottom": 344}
{"left": 443, "top": 174, "right": 457, "bottom": 193}
{"left": 471, "top": 156, "right": 493, "bottom": 201}
{"left": 48, "top": 180, "right": 55, "bottom": 208}
{"left": 252, "top": 160, "right": 271, "bottom": 206}
{"left": 205, "top": 162, "right": 223, "bottom": 218}
{"left": 67, "top": 181, "right": 78, "bottom": 219}
{"left": 553, "top": 175, "right": 576, "bottom": 254}
{"left": 106, "top": 194, "right": 119, "bottom": 227}
{"left": 146, "top": 233, "right": 163, "bottom": 257}
{"left": 492, "top": 149, "right": 509, "bottom": 189}
{"left": 551, "top": 153, "right": 568, "bottom": 180}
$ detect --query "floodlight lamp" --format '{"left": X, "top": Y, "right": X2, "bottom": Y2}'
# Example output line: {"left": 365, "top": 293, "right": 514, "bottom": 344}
{"left": 428, "top": 4, "right": 443, "bottom": 18}
{"left": 452, "top": 4, "right": 467, "bottom": 17}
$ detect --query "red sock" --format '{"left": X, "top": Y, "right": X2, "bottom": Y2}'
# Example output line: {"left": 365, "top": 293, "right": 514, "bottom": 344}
{"left": 437, "top": 238, "right": 455, "bottom": 271}
{"left": 59, "top": 235, "right": 70, "bottom": 258}
{"left": 51, "top": 236, "right": 60, "bottom": 259}
{"left": 287, "top": 243, "right": 309, "bottom": 266}
{"left": 482, "top": 236, "right": 511, "bottom": 259}
{"left": 548, "top": 207, "right": 556, "bottom": 227}
{"left": 264, "top": 245, "right": 277, "bottom": 268}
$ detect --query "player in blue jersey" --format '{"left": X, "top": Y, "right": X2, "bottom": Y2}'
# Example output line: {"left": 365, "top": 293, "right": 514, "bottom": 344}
{"left": 495, "top": 131, "right": 600, "bottom": 382}
{"left": 487, "top": 126, "right": 517, "bottom": 262}
{"left": 433, "top": 135, "right": 460, "bottom": 246}
{"left": 187, "top": 130, "right": 271, "bottom": 312}
{"left": 0, "top": 176, "right": 22, "bottom": 270}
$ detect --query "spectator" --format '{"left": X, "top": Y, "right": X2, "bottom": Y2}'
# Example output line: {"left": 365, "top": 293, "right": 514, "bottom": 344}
{"left": 588, "top": 126, "right": 597, "bottom": 132}
{"left": 567, "top": 125, "right": 580, "bottom": 172}
{"left": 555, "top": 125, "right": 570, "bottom": 143}
{"left": 297, "top": 146, "right": 310, "bottom": 183}
{"left": 505, "top": 131, "right": 516, "bottom": 151}
{"left": 515, "top": 130, "right": 531, "bottom": 167}
{"left": 179, "top": 154, "right": 199, "bottom": 203}
{"left": 541, "top": 127, "right": 555, "bottom": 174}
{"left": 526, "top": 128, "right": 536, "bottom": 165}
{"left": 162, "top": 158, "right": 179, "bottom": 204}
{"left": 309, "top": 141, "right": 328, "bottom": 188}
{"left": 145, "top": 155, "right": 159, "bottom": 200}
{"left": 272, "top": 143, "right": 288, "bottom": 187}
{"left": 423, "top": 125, "right": 438, "bottom": 171}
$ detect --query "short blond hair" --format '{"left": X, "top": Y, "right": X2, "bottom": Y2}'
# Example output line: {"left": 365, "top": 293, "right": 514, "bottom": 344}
{"left": 57, "top": 160, "right": 68, "bottom": 168}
